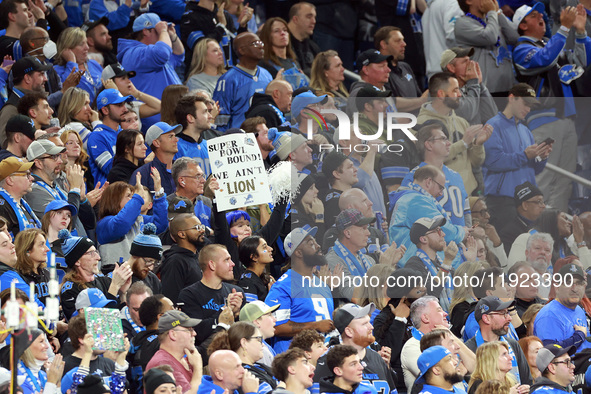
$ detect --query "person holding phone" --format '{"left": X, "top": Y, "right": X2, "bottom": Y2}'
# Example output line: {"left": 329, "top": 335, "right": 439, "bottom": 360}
{"left": 483, "top": 83, "right": 552, "bottom": 231}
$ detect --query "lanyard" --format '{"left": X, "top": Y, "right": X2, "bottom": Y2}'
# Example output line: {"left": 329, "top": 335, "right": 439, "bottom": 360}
{"left": 33, "top": 177, "right": 68, "bottom": 201}
{"left": 0, "top": 188, "right": 41, "bottom": 233}
{"left": 18, "top": 361, "right": 46, "bottom": 393}
{"left": 122, "top": 306, "right": 145, "bottom": 334}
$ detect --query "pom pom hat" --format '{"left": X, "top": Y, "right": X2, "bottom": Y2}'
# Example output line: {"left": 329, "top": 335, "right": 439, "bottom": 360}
{"left": 58, "top": 229, "right": 96, "bottom": 269}
{"left": 130, "top": 223, "right": 163, "bottom": 261}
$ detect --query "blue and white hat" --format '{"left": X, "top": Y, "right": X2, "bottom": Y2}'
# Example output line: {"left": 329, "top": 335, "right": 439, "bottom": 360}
{"left": 130, "top": 223, "right": 163, "bottom": 260}
{"left": 133, "top": 13, "right": 162, "bottom": 32}
{"left": 416, "top": 346, "right": 452, "bottom": 383}
{"left": 97, "top": 88, "right": 134, "bottom": 110}
{"left": 58, "top": 229, "right": 95, "bottom": 269}
{"left": 512, "top": 2, "right": 545, "bottom": 31}
{"left": 145, "top": 122, "right": 182, "bottom": 146}
{"left": 284, "top": 225, "right": 318, "bottom": 257}
{"left": 45, "top": 200, "right": 78, "bottom": 216}
{"left": 73, "top": 288, "right": 116, "bottom": 316}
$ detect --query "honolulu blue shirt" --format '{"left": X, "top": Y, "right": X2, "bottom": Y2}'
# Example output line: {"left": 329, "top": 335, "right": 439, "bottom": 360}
{"left": 401, "top": 162, "right": 469, "bottom": 226}
{"left": 174, "top": 133, "right": 211, "bottom": 177}
{"left": 213, "top": 66, "right": 273, "bottom": 131}
{"left": 265, "top": 269, "right": 334, "bottom": 353}
{"left": 419, "top": 384, "right": 466, "bottom": 394}
{"left": 54, "top": 60, "right": 103, "bottom": 102}
{"left": 534, "top": 299, "right": 591, "bottom": 353}
{"left": 87, "top": 123, "right": 118, "bottom": 187}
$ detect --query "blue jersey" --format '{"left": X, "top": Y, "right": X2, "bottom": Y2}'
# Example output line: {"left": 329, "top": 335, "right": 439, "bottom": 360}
{"left": 213, "top": 66, "right": 273, "bottom": 131}
{"left": 534, "top": 299, "right": 591, "bottom": 353}
{"left": 265, "top": 269, "right": 334, "bottom": 354}
{"left": 174, "top": 134, "right": 212, "bottom": 177}
{"left": 87, "top": 124, "right": 118, "bottom": 187}
{"left": 419, "top": 384, "right": 466, "bottom": 394}
{"left": 401, "top": 163, "right": 469, "bottom": 226}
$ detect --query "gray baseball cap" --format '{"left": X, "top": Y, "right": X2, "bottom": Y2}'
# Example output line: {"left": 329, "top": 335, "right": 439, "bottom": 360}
{"left": 158, "top": 310, "right": 201, "bottom": 333}
{"left": 536, "top": 344, "right": 576, "bottom": 373}
{"left": 26, "top": 140, "right": 66, "bottom": 161}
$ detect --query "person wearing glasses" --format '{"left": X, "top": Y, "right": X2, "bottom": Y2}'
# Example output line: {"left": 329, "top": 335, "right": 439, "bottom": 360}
{"left": 146, "top": 310, "right": 203, "bottom": 394}
{"left": 128, "top": 223, "right": 163, "bottom": 295}
{"left": 530, "top": 344, "right": 576, "bottom": 394}
{"left": 207, "top": 321, "right": 278, "bottom": 394}
{"left": 465, "top": 296, "right": 533, "bottom": 386}
{"left": 390, "top": 165, "right": 469, "bottom": 267}
{"left": 59, "top": 228, "right": 133, "bottom": 320}
{"left": 212, "top": 32, "right": 273, "bottom": 131}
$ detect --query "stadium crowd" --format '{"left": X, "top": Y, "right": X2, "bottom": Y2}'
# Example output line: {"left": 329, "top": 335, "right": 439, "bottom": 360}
{"left": 0, "top": 0, "right": 590, "bottom": 394}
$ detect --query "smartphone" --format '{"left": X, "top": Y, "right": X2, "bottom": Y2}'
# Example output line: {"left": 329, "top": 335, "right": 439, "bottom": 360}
{"left": 2, "top": 59, "right": 14, "bottom": 67}
{"left": 542, "top": 137, "right": 555, "bottom": 145}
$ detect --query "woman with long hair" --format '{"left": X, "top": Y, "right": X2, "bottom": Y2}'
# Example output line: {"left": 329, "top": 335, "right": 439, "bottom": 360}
{"left": 41, "top": 201, "right": 76, "bottom": 282}
{"left": 237, "top": 235, "right": 275, "bottom": 302}
{"left": 60, "top": 129, "right": 94, "bottom": 191}
{"left": 160, "top": 84, "right": 189, "bottom": 125}
{"left": 54, "top": 27, "right": 103, "bottom": 101}
{"left": 290, "top": 173, "right": 325, "bottom": 236}
{"left": 107, "top": 129, "right": 147, "bottom": 183}
{"left": 14, "top": 229, "right": 51, "bottom": 304}
{"left": 186, "top": 39, "right": 226, "bottom": 95}
{"left": 58, "top": 87, "right": 100, "bottom": 149}
{"left": 96, "top": 174, "right": 167, "bottom": 269}
{"left": 449, "top": 261, "right": 486, "bottom": 338}
{"left": 16, "top": 329, "right": 65, "bottom": 394}
{"left": 468, "top": 341, "right": 526, "bottom": 394}
{"left": 258, "top": 18, "right": 308, "bottom": 89}
{"left": 310, "top": 50, "right": 348, "bottom": 98}
{"left": 518, "top": 336, "right": 543, "bottom": 380}
{"left": 208, "top": 321, "right": 277, "bottom": 394}
{"left": 357, "top": 264, "right": 395, "bottom": 323}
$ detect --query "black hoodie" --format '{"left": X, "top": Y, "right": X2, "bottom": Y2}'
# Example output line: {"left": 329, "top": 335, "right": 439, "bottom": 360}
{"left": 530, "top": 376, "right": 570, "bottom": 394}
{"left": 160, "top": 244, "right": 203, "bottom": 304}
{"left": 244, "top": 93, "right": 285, "bottom": 128}
{"left": 319, "top": 376, "right": 377, "bottom": 394}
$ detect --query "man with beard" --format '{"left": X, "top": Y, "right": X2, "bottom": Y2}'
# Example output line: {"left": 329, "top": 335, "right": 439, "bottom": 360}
{"left": 534, "top": 263, "right": 591, "bottom": 353}
{"left": 319, "top": 345, "right": 377, "bottom": 394}
{"left": 507, "top": 261, "right": 545, "bottom": 317}
{"left": 465, "top": 296, "right": 532, "bottom": 385}
{"left": 401, "top": 296, "right": 453, "bottom": 391}
{"left": 530, "top": 344, "right": 576, "bottom": 394}
{"left": 121, "top": 281, "right": 152, "bottom": 339}
{"left": 173, "top": 96, "right": 212, "bottom": 177}
{"left": 128, "top": 224, "right": 163, "bottom": 293}
{"left": 84, "top": 17, "right": 117, "bottom": 66}
{"left": 87, "top": 89, "right": 133, "bottom": 185}
{"left": 265, "top": 226, "right": 335, "bottom": 354}
{"left": 160, "top": 213, "right": 206, "bottom": 304}
{"left": 417, "top": 72, "right": 491, "bottom": 196}
{"left": 314, "top": 304, "right": 396, "bottom": 394}
{"left": 213, "top": 33, "right": 273, "bottom": 131}
{"left": 483, "top": 83, "right": 551, "bottom": 230}
{"left": 416, "top": 346, "right": 466, "bottom": 394}
{"left": 177, "top": 244, "right": 245, "bottom": 346}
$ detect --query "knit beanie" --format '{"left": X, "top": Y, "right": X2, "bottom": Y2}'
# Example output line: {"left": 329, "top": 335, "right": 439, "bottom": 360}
{"left": 58, "top": 229, "right": 95, "bottom": 269}
{"left": 272, "top": 132, "right": 308, "bottom": 160}
{"left": 144, "top": 368, "right": 176, "bottom": 394}
{"left": 77, "top": 374, "right": 109, "bottom": 394}
{"left": 130, "top": 223, "right": 163, "bottom": 261}
{"left": 293, "top": 173, "right": 316, "bottom": 206}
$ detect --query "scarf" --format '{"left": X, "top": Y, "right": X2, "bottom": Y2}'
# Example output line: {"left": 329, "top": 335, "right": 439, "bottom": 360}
{"left": 332, "top": 239, "right": 373, "bottom": 277}
{"left": 0, "top": 187, "right": 41, "bottom": 233}
{"left": 416, "top": 249, "right": 454, "bottom": 312}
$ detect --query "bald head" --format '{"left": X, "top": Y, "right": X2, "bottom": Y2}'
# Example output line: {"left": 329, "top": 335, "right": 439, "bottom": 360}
{"left": 21, "top": 27, "right": 48, "bottom": 54}
{"left": 339, "top": 188, "right": 374, "bottom": 218}
{"left": 234, "top": 32, "right": 258, "bottom": 55}
{"left": 209, "top": 350, "right": 245, "bottom": 390}
{"left": 266, "top": 80, "right": 292, "bottom": 95}
{"left": 169, "top": 213, "right": 196, "bottom": 242}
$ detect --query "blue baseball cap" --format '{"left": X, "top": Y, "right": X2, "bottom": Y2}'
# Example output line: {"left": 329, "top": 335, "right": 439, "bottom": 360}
{"left": 96, "top": 89, "right": 133, "bottom": 110}
{"left": 512, "top": 2, "right": 545, "bottom": 31}
{"left": 133, "top": 13, "right": 162, "bottom": 32}
{"left": 290, "top": 91, "right": 327, "bottom": 121}
{"left": 44, "top": 200, "right": 78, "bottom": 216}
{"left": 145, "top": 122, "right": 183, "bottom": 146}
{"left": 72, "top": 288, "right": 116, "bottom": 316}
{"left": 416, "top": 346, "right": 451, "bottom": 383}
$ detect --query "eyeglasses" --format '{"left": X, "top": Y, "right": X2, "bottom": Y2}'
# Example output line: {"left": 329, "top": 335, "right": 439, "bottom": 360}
{"left": 140, "top": 258, "right": 157, "bottom": 267}
{"left": 39, "top": 154, "right": 61, "bottom": 161}
{"left": 181, "top": 173, "right": 205, "bottom": 180}
{"left": 249, "top": 336, "right": 263, "bottom": 343}
{"left": 181, "top": 224, "right": 206, "bottom": 232}
{"left": 428, "top": 136, "right": 449, "bottom": 143}
{"left": 83, "top": 250, "right": 100, "bottom": 257}
{"left": 525, "top": 199, "right": 545, "bottom": 206}
{"left": 430, "top": 178, "right": 445, "bottom": 192}
{"left": 472, "top": 209, "right": 489, "bottom": 216}
{"left": 425, "top": 227, "right": 443, "bottom": 236}
{"left": 243, "top": 40, "right": 264, "bottom": 48}
{"left": 488, "top": 311, "right": 511, "bottom": 317}
{"left": 553, "top": 359, "right": 573, "bottom": 367}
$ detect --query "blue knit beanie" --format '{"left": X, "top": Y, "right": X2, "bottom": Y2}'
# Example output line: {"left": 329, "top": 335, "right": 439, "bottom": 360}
{"left": 130, "top": 223, "right": 163, "bottom": 260}
{"left": 58, "top": 229, "right": 95, "bottom": 269}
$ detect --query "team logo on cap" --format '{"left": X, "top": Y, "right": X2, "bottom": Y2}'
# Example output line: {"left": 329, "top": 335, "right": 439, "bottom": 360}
{"left": 171, "top": 319, "right": 180, "bottom": 327}
{"left": 29, "top": 119, "right": 34, "bottom": 128}
{"left": 144, "top": 20, "right": 151, "bottom": 27}
{"left": 101, "top": 97, "right": 108, "bottom": 105}
{"left": 517, "top": 187, "right": 531, "bottom": 200}
{"left": 287, "top": 242, "right": 293, "bottom": 249}
{"left": 570, "top": 265, "right": 578, "bottom": 272}
{"left": 174, "top": 200, "right": 186, "bottom": 210}
{"left": 480, "top": 304, "right": 489, "bottom": 314}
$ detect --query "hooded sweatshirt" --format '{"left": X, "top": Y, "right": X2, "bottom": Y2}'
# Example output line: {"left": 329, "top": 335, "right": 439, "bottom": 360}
{"left": 530, "top": 376, "right": 570, "bottom": 394}
{"left": 318, "top": 376, "right": 378, "bottom": 394}
{"left": 160, "top": 244, "right": 203, "bottom": 304}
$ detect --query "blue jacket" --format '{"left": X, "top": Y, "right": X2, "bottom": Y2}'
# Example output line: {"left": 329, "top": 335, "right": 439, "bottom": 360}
{"left": 96, "top": 194, "right": 168, "bottom": 244}
{"left": 130, "top": 156, "right": 176, "bottom": 195}
{"left": 0, "top": 262, "right": 44, "bottom": 307}
{"left": 117, "top": 39, "right": 183, "bottom": 129}
{"left": 389, "top": 184, "right": 465, "bottom": 266}
{"left": 149, "top": 0, "right": 185, "bottom": 22}
{"left": 54, "top": 60, "right": 103, "bottom": 102}
{"left": 87, "top": 123, "right": 119, "bottom": 187}
{"left": 483, "top": 111, "right": 546, "bottom": 197}
{"left": 197, "top": 376, "right": 256, "bottom": 394}
{"left": 88, "top": 0, "right": 132, "bottom": 31}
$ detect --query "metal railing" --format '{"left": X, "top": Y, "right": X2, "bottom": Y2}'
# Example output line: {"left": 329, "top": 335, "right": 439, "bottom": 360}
{"left": 545, "top": 163, "right": 591, "bottom": 189}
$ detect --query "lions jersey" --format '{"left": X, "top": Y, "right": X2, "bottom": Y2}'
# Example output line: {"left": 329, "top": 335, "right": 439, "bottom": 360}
{"left": 174, "top": 134, "right": 212, "bottom": 177}
{"left": 213, "top": 66, "right": 273, "bottom": 131}
{"left": 265, "top": 269, "right": 334, "bottom": 354}
{"left": 401, "top": 162, "right": 470, "bottom": 226}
